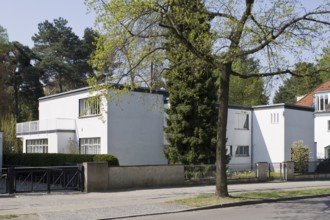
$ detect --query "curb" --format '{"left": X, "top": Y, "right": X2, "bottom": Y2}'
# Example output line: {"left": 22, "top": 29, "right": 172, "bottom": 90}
{"left": 99, "top": 193, "right": 330, "bottom": 220}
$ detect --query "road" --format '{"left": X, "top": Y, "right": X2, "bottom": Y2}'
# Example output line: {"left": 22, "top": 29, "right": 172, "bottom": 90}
{"left": 122, "top": 196, "right": 330, "bottom": 220}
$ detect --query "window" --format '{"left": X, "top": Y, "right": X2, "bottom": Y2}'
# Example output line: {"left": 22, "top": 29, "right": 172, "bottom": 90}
{"left": 226, "top": 145, "right": 233, "bottom": 156}
{"left": 235, "top": 113, "right": 249, "bottom": 129}
{"left": 235, "top": 146, "right": 249, "bottom": 157}
{"left": 79, "top": 97, "right": 100, "bottom": 117}
{"left": 328, "top": 120, "right": 330, "bottom": 131}
{"left": 26, "top": 139, "right": 48, "bottom": 153}
{"left": 271, "top": 113, "right": 279, "bottom": 124}
{"left": 79, "top": 137, "right": 101, "bottom": 154}
{"left": 315, "top": 94, "right": 329, "bottom": 111}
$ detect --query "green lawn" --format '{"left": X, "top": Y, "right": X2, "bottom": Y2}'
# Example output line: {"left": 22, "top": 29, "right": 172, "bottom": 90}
{"left": 174, "top": 188, "right": 330, "bottom": 207}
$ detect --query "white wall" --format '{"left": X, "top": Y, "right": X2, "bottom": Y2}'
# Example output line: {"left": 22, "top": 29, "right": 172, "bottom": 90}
{"left": 284, "top": 108, "right": 315, "bottom": 161}
{"left": 315, "top": 112, "right": 330, "bottom": 159}
{"left": 226, "top": 107, "right": 252, "bottom": 164}
{"left": 253, "top": 106, "right": 285, "bottom": 163}
{"left": 107, "top": 92, "right": 167, "bottom": 165}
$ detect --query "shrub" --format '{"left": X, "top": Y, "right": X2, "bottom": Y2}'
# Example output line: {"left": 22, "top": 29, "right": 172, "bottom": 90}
{"left": 315, "top": 159, "right": 330, "bottom": 173}
{"left": 3, "top": 153, "right": 119, "bottom": 167}
{"left": 93, "top": 154, "right": 119, "bottom": 166}
{"left": 291, "top": 140, "right": 310, "bottom": 174}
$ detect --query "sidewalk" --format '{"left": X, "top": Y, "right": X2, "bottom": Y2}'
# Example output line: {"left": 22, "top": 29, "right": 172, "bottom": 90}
{"left": 1, "top": 181, "right": 330, "bottom": 220}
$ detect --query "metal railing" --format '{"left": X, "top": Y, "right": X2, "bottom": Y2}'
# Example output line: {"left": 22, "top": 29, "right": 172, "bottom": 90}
{"left": 184, "top": 163, "right": 257, "bottom": 183}
{"left": 0, "top": 168, "right": 8, "bottom": 194}
{"left": 16, "top": 118, "right": 76, "bottom": 134}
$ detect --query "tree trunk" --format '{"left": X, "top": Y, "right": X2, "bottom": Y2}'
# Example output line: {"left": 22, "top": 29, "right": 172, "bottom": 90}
{"left": 215, "top": 65, "right": 230, "bottom": 197}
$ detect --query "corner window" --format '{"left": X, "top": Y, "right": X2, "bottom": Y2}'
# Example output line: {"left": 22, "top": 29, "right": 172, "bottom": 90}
{"left": 235, "top": 146, "right": 249, "bottom": 157}
{"left": 226, "top": 145, "right": 233, "bottom": 156}
{"left": 79, "top": 137, "right": 101, "bottom": 154}
{"left": 235, "top": 113, "right": 249, "bottom": 130}
{"left": 26, "top": 139, "right": 48, "bottom": 153}
{"left": 315, "top": 94, "right": 329, "bottom": 112}
{"left": 79, "top": 97, "right": 100, "bottom": 117}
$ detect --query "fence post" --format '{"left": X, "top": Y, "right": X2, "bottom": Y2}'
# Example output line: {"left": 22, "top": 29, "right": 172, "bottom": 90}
{"left": 8, "top": 167, "right": 15, "bottom": 194}
{"left": 256, "top": 162, "right": 268, "bottom": 182}
{"left": 283, "top": 161, "right": 294, "bottom": 181}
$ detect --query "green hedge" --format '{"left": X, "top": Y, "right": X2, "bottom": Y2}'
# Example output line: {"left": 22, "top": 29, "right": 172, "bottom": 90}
{"left": 3, "top": 153, "right": 119, "bottom": 167}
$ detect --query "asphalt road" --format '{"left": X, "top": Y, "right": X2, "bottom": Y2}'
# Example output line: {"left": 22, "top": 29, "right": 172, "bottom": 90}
{"left": 122, "top": 196, "right": 330, "bottom": 220}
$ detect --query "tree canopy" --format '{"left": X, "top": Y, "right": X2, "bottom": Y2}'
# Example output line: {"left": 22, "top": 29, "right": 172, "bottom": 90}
{"left": 87, "top": 0, "right": 330, "bottom": 197}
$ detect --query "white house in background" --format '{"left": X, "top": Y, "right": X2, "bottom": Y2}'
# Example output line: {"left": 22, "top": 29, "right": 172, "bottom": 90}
{"left": 295, "top": 81, "right": 330, "bottom": 159}
{"left": 16, "top": 87, "right": 168, "bottom": 166}
{"left": 16, "top": 85, "right": 318, "bottom": 166}
{"left": 226, "top": 104, "right": 316, "bottom": 166}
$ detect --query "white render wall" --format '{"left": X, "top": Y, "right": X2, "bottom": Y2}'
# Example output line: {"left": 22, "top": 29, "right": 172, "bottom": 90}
{"left": 315, "top": 112, "right": 330, "bottom": 158}
{"left": 226, "top": 107, "right": 252, "bottom": 164}
{"left": 107, "top": 92, "right": 167, "bottom": 165}
{"left": 284, "top": 108, "right": 315, "bottom": 161}
{"left": 253, "top": 106, "right": 285, "bottom": 163}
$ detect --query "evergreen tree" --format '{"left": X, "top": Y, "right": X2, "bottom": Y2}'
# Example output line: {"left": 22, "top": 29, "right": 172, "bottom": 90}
{"left": 163, "top": 0, "right": 218, "bottom": 165}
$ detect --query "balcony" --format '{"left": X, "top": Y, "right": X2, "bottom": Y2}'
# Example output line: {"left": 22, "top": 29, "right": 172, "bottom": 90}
{"left": 16, "top": 118, "right": 76, "bottom": 135}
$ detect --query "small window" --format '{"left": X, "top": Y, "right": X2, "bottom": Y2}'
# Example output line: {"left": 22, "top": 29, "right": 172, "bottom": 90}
{"left": 271, "top": 113, "right": 279, "bottom": 124}
{"left": 226, "top": 145, "right": 233, "bottom": 156}
{"left": 328, "top": 120, "right": 330, "bottom": 131}
{"left": 79, "top": 97, "right": 100, "bottom": 117}
{"left": 235, "top": 146, "right": 249, "bottom": 157}
{"left": 235, "top": 113, "right": 249, "bottom": 129}
{"left": 79, "top": 137, "right": 101, "bottom": 154}
{"left": 26, "top": 139, "right": 48, "bottom": 153}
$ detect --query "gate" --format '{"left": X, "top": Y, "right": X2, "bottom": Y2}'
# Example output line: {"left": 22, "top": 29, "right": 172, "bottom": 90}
{"left": 6, "top": 166, "right": 84, "bottom": 194}
{"left": 268, "top": 163, "right": 284, "bottom": 181}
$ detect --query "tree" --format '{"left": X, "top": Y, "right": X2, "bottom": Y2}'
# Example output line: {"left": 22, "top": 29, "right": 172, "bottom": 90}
{"left": 291, "top": 140, "right": 310, "bottom": 174}
{"left": 164, "top": 0, "right": 218, "bottom": 165}
{"left": 0, "top": 114, "right": 22, "bottom": 153}
{"left": 273, "top": 62, "right": 322, "bottom": 104}
{"left": 86, "top": 0, "right": 330, "bottom": 197}
{"left": 32, "top": 18, "right": 92, "bottom": 94}
{"left": 230, "top": 58, "right": 268, "bottom": 106}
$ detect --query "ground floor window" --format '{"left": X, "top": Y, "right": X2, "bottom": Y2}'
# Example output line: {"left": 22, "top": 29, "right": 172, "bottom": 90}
{"left": 79, "top": 137, "right": 101, "bottom": 154}
{"left": 26, "top": 139, "right": 48, "bottom": 153}
{"left": 235, "top": 145, "right": 249, "bottom": 157}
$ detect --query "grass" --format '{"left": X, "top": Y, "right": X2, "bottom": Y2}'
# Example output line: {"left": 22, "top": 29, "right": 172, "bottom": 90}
{"left": 0, "top": 215, "right": 17, "bottom": 219}
{"left": 174, "top": 188, "right": 330, "bottom": 207}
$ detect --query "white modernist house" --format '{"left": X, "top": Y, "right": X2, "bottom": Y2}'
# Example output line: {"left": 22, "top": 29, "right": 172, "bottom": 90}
{"left": 296, "top": 81, "right": 330, "bottom": 159}
{"left": 16, "top": 86, "right": 318, "bottom": 166}
{"left": 16, "top": 87, "right": 168, "bottom": 166}
{"left": 226, "top": 104, "right": 316, "bottom": 166}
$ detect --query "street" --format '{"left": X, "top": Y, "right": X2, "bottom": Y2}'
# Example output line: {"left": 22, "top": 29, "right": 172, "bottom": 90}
{"left": 122, "top": 196, "right": 330, "bottom": 220}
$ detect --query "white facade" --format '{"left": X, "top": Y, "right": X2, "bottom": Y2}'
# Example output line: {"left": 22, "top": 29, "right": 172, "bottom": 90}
{"left": 226, "top": 106, "right": 252, "bottom": 165}
{"left": 252, "top": 104, "right": 315, "bottom": 164}
{"left": 17, "top": 87, "right": 168, "bottom": 166}
{"left": 315, "top": 112, "right": 330, "bottom": 159}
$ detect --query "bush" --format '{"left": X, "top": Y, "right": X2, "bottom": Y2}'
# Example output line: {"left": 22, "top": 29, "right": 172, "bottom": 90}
{"left": 315, "top": 159, "right": 330, "bottom": 173}
{"left": 93, "top": 154, "right": 119, "bottom": 166}
{"left": 3, "top": 153, "right": 119, "bottom": 167}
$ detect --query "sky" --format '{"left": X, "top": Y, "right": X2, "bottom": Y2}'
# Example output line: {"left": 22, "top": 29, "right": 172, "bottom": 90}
{"left": 0, "top": 0, "right": 95, "bottom": 47}
{"left": 0, "top": 0, "right": 326, "bottom": 48}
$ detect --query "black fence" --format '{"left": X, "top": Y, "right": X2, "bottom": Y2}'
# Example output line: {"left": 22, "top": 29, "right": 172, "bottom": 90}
{"left": 294, "top": 160, "right": 330, "bottom": 175}
{"left": 0, "top": 168, "right": 8, "bottom": 194}
{"left": 2, "top": 166, "right": 84, "bottom": 194}
{"left": 184, "top": 163, "right": 257, "bottom": 183}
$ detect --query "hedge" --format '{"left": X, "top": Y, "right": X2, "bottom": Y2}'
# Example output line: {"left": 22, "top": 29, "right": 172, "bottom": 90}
{"left": 3, "top": 153, "right": 119, "bottom": 167}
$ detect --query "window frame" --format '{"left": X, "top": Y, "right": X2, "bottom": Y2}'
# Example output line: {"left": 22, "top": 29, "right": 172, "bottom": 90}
{"left": 26, "top": 139, "right": 48, "bottom": 153}
{"left": 234, "top": 113, "right": 249, "bottom": 130}
{"left": 79, "top": 137, "right": 101, "bottom": 155}
{"left": 79, "top": 97, "right": 101, "bottom": 118}
{"left": 235, "top": 145, "right": 249, "bottom": 157}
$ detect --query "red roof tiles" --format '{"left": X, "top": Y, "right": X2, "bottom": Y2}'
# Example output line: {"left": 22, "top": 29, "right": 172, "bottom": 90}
{"left": 295, "top": 81, "right": 330, "bottom": 107}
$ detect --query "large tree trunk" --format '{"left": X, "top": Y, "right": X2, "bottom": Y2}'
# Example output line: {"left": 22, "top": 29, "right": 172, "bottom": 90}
{"left": 215, "top": 65, "right": 230, "bottom": 197}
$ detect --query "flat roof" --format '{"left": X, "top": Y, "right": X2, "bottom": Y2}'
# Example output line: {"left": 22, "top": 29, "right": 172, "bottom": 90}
{"left": 253, "top": 103, "right": 314, "bottom": 112}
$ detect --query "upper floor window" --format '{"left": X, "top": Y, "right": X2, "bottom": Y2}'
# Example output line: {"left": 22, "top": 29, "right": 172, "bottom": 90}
{"left": 315, "top": 94, "right": 329, "bottom": 112}
{"left": 235, "top": 113, "right": 249, "bottom": 130}
{"left": 271, "top": 113, "right": 279, "bottom": 124}
{"left": 79, "top": 97, "right": 100, "bottom": 117}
